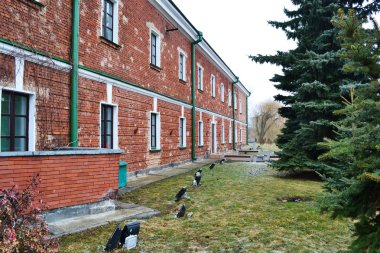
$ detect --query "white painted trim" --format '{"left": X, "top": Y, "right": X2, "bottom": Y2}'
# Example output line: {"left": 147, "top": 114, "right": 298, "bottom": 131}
{"left": 181, "top": 106, "right": 184, "bottom": 117}
{"left": 195, "top": 107, "right": 247, "bottom": 126}
{"left": 197, "top": 63, "right": 204, "bottom": 90}
{"left": 221, "top": 123, "right": 225, "bottom": 144}
{"left": 149, "top": 28, "right": 161, "bottom": 67}
{"left": 0, "top": 87, "right": 36, "bottom": 152}
{"left": 228, "top": 89, "right": 231, "bottom": 107}
{"left": 99, "top": 102, "right": 119, "bottom": 149}
{"left": 211, "top": 74, "right": 215, "bottom": 97}
{"left": 199, "top": 111, "right": 202, "bottom": 121}
{"left": 147, "top": 0, "right": 250, "bottom": 96}
{"left": 210, "top": 122, "right": 217, "bottom": 154}
{"left": 220, "top": 83, "right": 224, "bottom": 103}
{"left": 229, "top": 123, "right": 232, "bottom": 144}
{"left": 153, "top": 97, "right": 158, "bottom": 112}
{"left": 0, "top": 42, "right": 71, "bottom": 72}
{"left": 101, "top": 0, "right": 119, "bottom": 44}
{"left": 178, "top": 48, "right": 187, "bottom": 81}
{"left": 198, "top": 120, "right": 204, "bottom": 146}
{"left": 78, "top": 68, "right": 192, "bottom": 109}
{"left": 15, "top": 58, "right": 24, "bottom": 91}
{"left": 179, "top": 116, "right": 186, "bottom": 147}
{"left": 149, "top": 111, "right": 161, "bottom": 150}
{"left": 106, "top": 83, "right": 113, "bottom": 104}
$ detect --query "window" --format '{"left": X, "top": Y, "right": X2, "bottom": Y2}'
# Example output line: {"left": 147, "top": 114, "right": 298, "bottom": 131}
{"left": 150, "top": 112, "right": 161, "bottom": 150}
{"left": 235, "top": 125, "right": 237, "bottom": 143}
{"left": 239, "top": 99, "right": 242, "bottom": 114}
{"left": 179, "top": 52, "right": 186, "bottom": 81}
{"left": 211, "top": 75, "right": 215, "bottom": 97}
{"left": 240, "top": 128, "right": 243, "bottom": 143}
{"left": 221, "top": 124, "right": 225, "bottom": 144}
{"left": 221, "top": 84, "right": 225, "bottom": 102}
{"left": 198, "top": 121, "right": 204, "bottom": 146}
{"left": 1, "top": 91, "right": 29, "bottom": 152}
{"left": 150, "top": 31, "right": 161, "bottom": 67}
{"left": 229, "top": 124, "right": 232, "bottom": 144}
{"left": 197, "top": 65, "right": 203, "bottom": 90}
{"left": 228, "top": 89, "right": 231, "bottom": 107}
{"left": 179, "top": 117, "right": 186, "bottom": 147}
{"left": 234, "top": 93, "right": 237, "bottom": 110}
{"left": 102, "top": 0, "right": 118, "bottom": 43}
{"left": 101, "top": 104, "right": 113, "bottom": 149}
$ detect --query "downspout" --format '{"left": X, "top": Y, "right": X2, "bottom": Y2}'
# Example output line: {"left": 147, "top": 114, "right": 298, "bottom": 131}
{"left": 191, "top": 31, "right": 203, "bottom": 161}
{"left": 232, "top": 77, "right": 239, "bottom": 151}
{"left": 70, "top": 0, "right": 80, "bottom": 147}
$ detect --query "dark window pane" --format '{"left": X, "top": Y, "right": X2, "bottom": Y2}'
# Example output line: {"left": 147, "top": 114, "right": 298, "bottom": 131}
{"left": 106, "top": 136, "right": 112, "bottom": 148}
{"left": 106, "top": 29, "right": 113, "bottom": 41}
{"left": 107, "top": 107, "right": 112, "bottom": 120}
{"left": 1, "top": 138, "right": 10, "bottom": 152}
{"left": 15, "top": 95, "right": 27, "bottom": 115}
{"left": 1, "top": 116, "right": 10, "bottom": 136}
{"left": 15, "top": 117, "right": 27, "bottom": 136}
{"left": 106, "top": 122, "right": 112, "bottom": 135}
{"left": 1, "top": 93, "right": 10, "bottom": 114}
{"left": 14, "top": 138, "right": 26, "bottom": 151}
{"left": 106, "top": 15, "right": 113, "bottom": 28}
{"left": 106, "top": 1, "right": 113, "bottom": 14}
{"left": 100, "top": 105, "right": 113, "bottom": 149}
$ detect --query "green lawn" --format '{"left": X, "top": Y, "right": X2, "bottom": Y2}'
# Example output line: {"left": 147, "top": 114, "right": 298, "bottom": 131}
{"left": 60, "top": 163, "right": 352, "bottom": 253}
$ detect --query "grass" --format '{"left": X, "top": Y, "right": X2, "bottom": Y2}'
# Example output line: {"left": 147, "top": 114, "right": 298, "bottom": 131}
{"left": 59, "top": 163, "right": 352, "bottom": 253}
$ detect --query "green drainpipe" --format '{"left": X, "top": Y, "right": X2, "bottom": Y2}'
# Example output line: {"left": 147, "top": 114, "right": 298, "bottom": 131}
{"left": 232, "top": 77, "right": 239, "bottom": 151}
{"left": 191, "top": 31, "right": 203, "bottom": 161}
{"left": 70, "top": 0, "right": 80, "bottom": 147}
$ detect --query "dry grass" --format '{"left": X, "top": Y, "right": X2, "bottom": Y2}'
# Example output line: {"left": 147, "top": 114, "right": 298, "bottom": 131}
{"left": 59, "top": 163, "right": 352, "bottom": 253}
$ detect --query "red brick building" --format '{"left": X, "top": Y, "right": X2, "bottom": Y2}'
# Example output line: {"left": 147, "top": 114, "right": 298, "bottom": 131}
{"left": 0, "top": 0, "right": 250, "bottom": 209}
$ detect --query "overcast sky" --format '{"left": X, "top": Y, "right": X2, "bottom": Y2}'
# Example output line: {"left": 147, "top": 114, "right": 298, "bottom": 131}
{"left": 172, "top": 0, "right": 297, "bottom": 113}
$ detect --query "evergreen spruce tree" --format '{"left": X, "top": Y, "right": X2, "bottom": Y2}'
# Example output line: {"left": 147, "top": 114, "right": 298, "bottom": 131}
{"left": 250, "top": 0, "right": 380, "bottom": 173}
{"left": 320, "top": 10, "right": 380, "bottom": 252}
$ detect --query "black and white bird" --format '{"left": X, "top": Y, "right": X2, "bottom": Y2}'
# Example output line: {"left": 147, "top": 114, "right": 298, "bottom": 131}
{"left": 194, "top": 169, "right": 202, "bottom": 186}
{"left": 175, "top": 186, "right": 187, "bottom": 202}
{"left": 176, "top": 204, "right": 186, "bottom": 218}
{"left": 209, "top": 163, "right": 216, "bottom": 169}
{"left": 220, "top": 158, "right": 226, "bottom": 165}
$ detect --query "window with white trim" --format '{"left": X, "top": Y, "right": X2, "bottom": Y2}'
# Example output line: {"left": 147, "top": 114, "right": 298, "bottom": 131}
{"left": 150, "top": 31, "right": 161, "bottom": 67}
{"left": 229, "top": 124, "right": 232, "bottom": 144}
{"left": 221, "top": 84, "right": 225, "bottom": 102}
{"left": 100, "top": 104, "right": 118, "bottom": 149}
{"left": 228, "top": 89, "right": 231, "bottom": 107}
{"left": 197, "top": 65, "right": 204, "bottom": 90}
{"left": 211, "top": 75, "right": 215, "bottom": 97}
{"left": 221, "top": 124, "right": 225, "bottom": 144}
{"left": 240, "top": 128, "right": 243, "bottom": 143}
{"left": 198, "top": 121, "right": 204, "bottom": 146}
{"left": 234, "top": 125, "right": 237, "bottom": 143}
{"left": 150, "top": 112, "right": 161, "bottom": 150}
{"left": 179, "top": 117, "right": 186, "bottom": 147}
{"left": 1, "top": 91, "right": 29, "bottom": 152}
{"left": 234, "top": 93, "right": 237, "bottom": 110}
{"left": 179, "top": 52, "right": 186, "bottom": 81}
{"left": 239, "top": 99, "right": 242, "bottom": 114}
{"left": 102, "top": 0, "right": 119, "bottom": 43}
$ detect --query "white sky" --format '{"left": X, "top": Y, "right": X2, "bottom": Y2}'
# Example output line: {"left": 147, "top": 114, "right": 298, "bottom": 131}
{"left": 172, "top": 0, "right": 297, "bottom": 113}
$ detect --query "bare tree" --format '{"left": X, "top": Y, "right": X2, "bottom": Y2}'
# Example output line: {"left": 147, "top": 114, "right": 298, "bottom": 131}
{"left": 250, "top": 100, "right": 284, "bottom": 144}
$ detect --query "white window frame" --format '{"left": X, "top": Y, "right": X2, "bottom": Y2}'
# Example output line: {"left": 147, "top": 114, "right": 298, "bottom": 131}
{"left": 240, "top": 128, "right": 243, "bottom": 143}
{"left": 0, "top": 88, "right": 36, "bottom": 152}
{"left": 221, "top": 123, "right": 225, "bottom": 144}
{"left": 211, "top": 75, "right": 215, "bottom": 97}
{"left": 149, "top": 111, "right": 161, "bottom": 150}
{"left": 239, "top": 99, "right": 242, "bottom": 114}
{"left": 198, "top": 120, "right": 204, "bottom": 146}
{"left": 229, "top": 122, "right": 232, "bottom": 144}
{"left": 179, "top": 117, "right": 186, "bottom": 148}
{"left": 150, "top": 29, "right": 161, "bottom": 67}
{"left": 101, "top": 0, "right": 119, "bottom": 44}
{"left": 99, "top": 102, "right": 119, "bottom": 149}
{"left": 197, "top": 64, "right": 204, "bottom": 90}
{"left": 178, "top": 49, "right": 187, "bottom": 81}
{"left": 234, "top": 93, "right": 237, "bottom": 110}
{"left": 221, "top": 84, "right": 225, "bottom": 102}
{"left": 228, "top": 89, "right": 231, "bottom": 107}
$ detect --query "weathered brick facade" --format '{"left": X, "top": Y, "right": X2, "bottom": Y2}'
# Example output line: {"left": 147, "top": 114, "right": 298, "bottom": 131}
{"left": 0, "top": 0, "right": 250, "bottom": 208}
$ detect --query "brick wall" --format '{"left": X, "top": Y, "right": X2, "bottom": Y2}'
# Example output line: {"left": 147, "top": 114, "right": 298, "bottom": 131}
{"left": 0, "top": 153, "right": 120, "bottom": 210}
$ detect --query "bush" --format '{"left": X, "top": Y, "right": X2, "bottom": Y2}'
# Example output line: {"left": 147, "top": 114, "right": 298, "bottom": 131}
{"left": 0, "top": 175, "right": 59, "bottom": 253}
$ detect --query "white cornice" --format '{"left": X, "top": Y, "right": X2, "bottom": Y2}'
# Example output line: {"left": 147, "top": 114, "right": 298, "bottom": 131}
{"left": 148, "top": 0, "right": 250, "bottom": 97}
